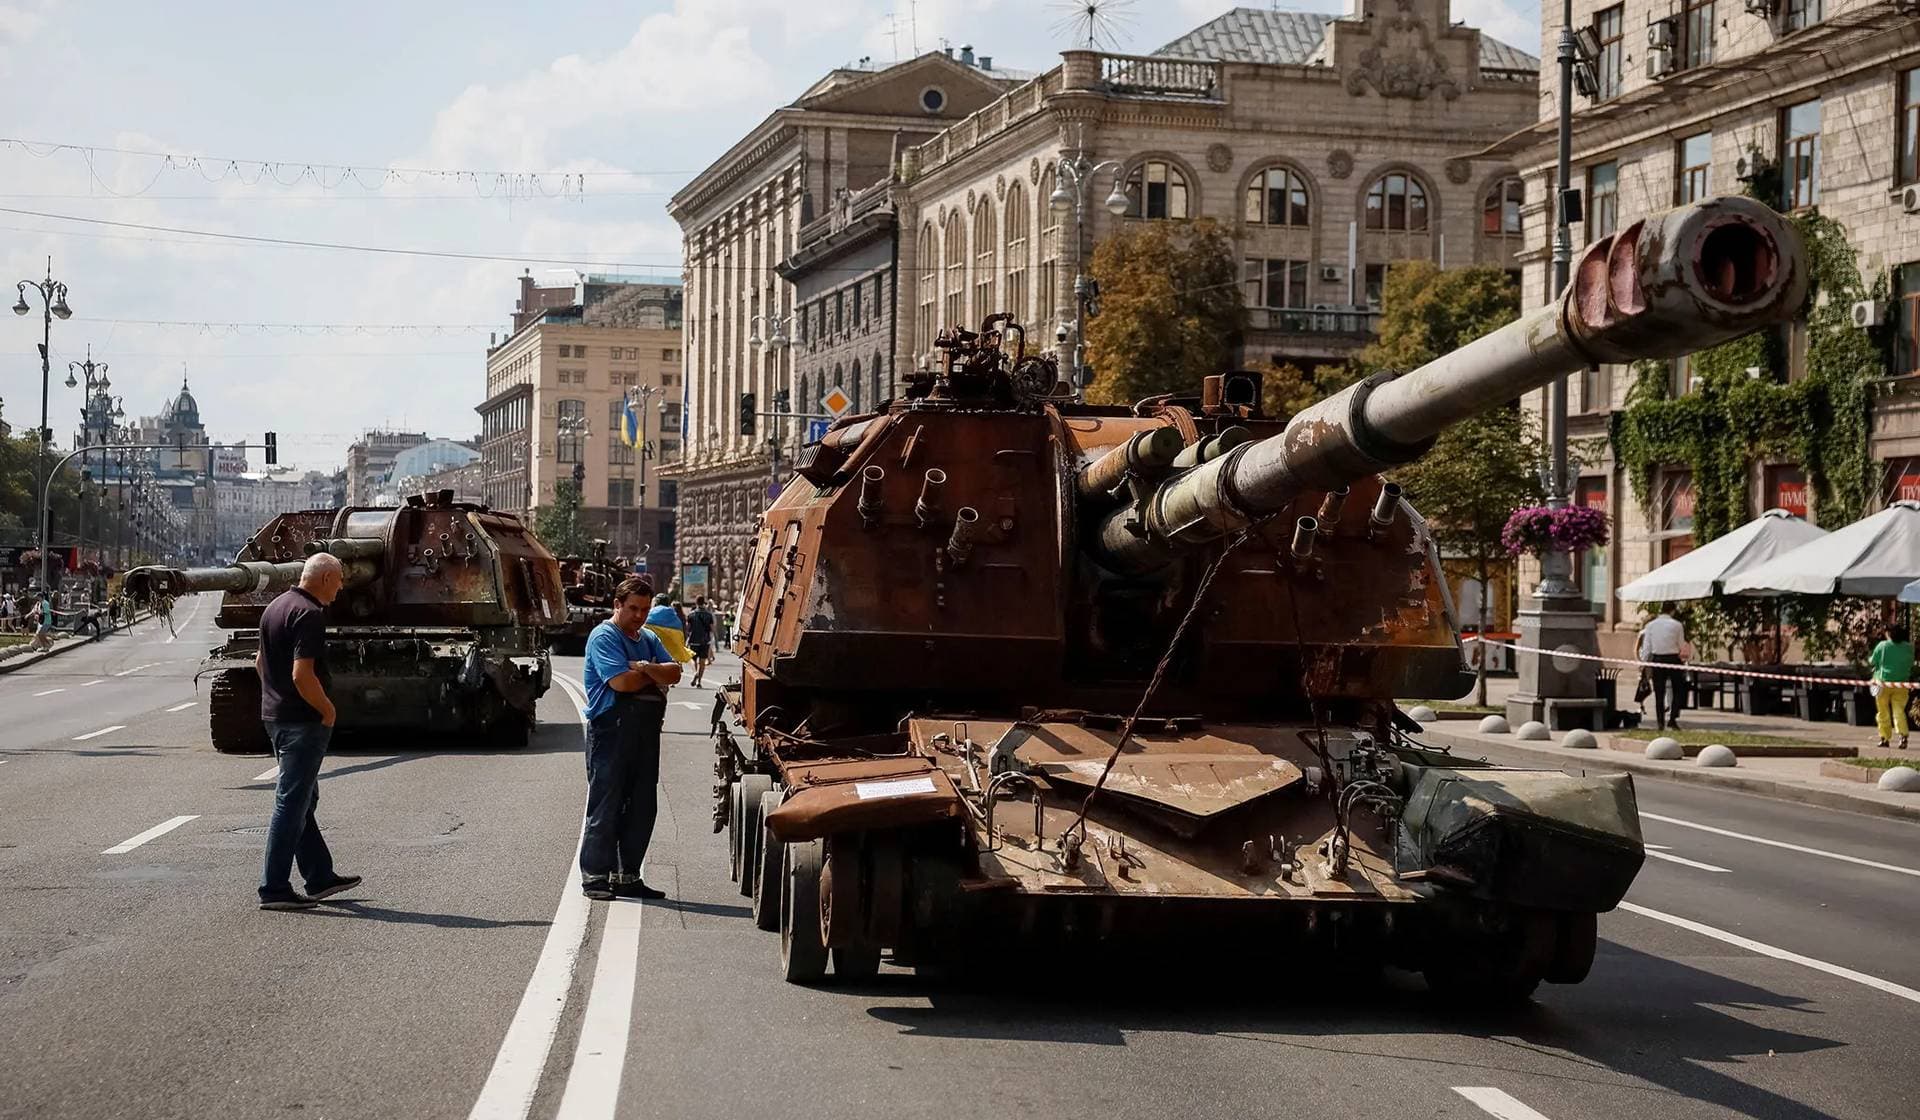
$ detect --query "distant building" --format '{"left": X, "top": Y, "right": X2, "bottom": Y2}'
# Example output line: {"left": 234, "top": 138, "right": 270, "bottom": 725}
{"left": 213, "top": 470, "right": 309, "bottom": 558}
{"left": 478, "top": 272, "right": 683, "bottom": 573}
{"left": 345, "top": 430, "right": 427, "bottom": 506}
{"left": 378, "top": 438, "right": 480, "bottom": 503}
{"left": 421, "top": 459, "right": 485, "bottom": 503}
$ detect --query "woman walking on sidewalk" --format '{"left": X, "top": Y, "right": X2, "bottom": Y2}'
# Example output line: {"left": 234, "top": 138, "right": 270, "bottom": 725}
{"left": 1870, "top": 623, "right": 1913, "bottom": 751}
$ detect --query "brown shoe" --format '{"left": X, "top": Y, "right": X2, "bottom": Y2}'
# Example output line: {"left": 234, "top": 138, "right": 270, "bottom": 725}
{"left": 1900, "top": 735, "right": 1910, "bottom": 751}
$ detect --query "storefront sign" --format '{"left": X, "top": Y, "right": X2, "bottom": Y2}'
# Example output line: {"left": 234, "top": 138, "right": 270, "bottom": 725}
{"left": 1764, "top": 464, "right": 1807, "bottom": 518}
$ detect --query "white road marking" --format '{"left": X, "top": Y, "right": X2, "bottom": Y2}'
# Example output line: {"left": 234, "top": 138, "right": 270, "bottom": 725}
{"left": 554, "top": 898, "right": 643, "bottom": 1120}
{"left": 466, "top": 673, "right": 593, "bottom": 1120}
{"left": 253, "top": 766, "right": 281, "bottom": 783}
{"left": 32, "top": 688, "right": 64, "bottom": 696}
{"left": 102, "top": 814, "right": 199, "bottom": 854}
{"left": 1620, "top": 901, "right": 1920, "bottom": 1005}
{"left": 73, "top": 725, "right": 126, "bottom": 741}
{"left": 1453, "top": 1088, "right": 1552, "bottom": 1120}
{"left": 677, "top": 701, "right": 703, "bottom": 710}
{"left": 1641, "top": 811, "right": 1920, "bottom": 879}
{"left": 166, "top": 701, "right": 196, "bottom": 713}
{"left": 113, "top": 663, "right": 158, "bottom": 677}
{"left": 1644, "top": 849, "right": 1732, "bottom": 873}
{"left": 80, "top": 678, "right": 104, "bottom": 687}
{"left": 163, "top": 597, "right": 203, "bottom": 644}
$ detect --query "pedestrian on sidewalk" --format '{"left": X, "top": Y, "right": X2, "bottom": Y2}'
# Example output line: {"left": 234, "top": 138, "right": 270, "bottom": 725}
{"left": 27, "top": 593, "right": 56, "bottom": 652}
{"left": 579, "top": 575, "right": 681, "bottom": 901}
{"left": 255, "top": 552, "right": 361, "bottom": 911}
{"left": 686, "top": 596, "right": 716, "bottom": 688}
{"left": 1870, "top": 623, "right": 1913, "bottom": 751}
{"left": 1637, "top": 603, "right": 1690, "bottom": 732}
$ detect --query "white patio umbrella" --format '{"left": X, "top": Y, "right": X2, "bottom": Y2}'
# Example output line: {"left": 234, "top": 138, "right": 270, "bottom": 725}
{"left": 1723, "top": 500, "right": 1920, "bottom": 597}
{"left": 1615, "top": 508, "right": 1828, "bottom": 602}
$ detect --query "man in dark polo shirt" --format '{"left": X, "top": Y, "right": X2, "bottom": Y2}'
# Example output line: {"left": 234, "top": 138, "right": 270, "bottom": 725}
{"left": 255, "top": 552, "right": 361, "bottom": 911}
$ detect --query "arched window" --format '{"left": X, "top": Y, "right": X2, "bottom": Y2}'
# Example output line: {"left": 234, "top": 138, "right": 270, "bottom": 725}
{"left": 872, "top": 349, "right": 885, "bottom": 406}
{"left": 1365, "top": 172, "right": 1430, "bottom": 232}
{"left": 916, "top": 222, "right": 938, "bottom": 354}
{"left": 850, "top": 359, "right": 862, "bottom": 411}
{"left": 1038, "top": 168, "right": 1060, "bottom": 329}
{"left": 1123, "top": 158, "right": 1190, "bottom": 220}
{"left": 1004, "top": 182, "right": 1029, "bottom": 324}
{"left": 972, "top": 197, "right": 996, "bottom": 323}
{"left": 1482, "top": 177, "right": 1524, "bottom": 236}
{"left": 943, "top": 210, "right": 966, "bottom": 329}
{"left": 1244, "top": 165, "right": 1310, "bottom": 227}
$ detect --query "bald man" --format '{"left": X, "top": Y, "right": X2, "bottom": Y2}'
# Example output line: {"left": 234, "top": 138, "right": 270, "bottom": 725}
{"left": 255, "top": 553, "right": 361, "bottom": 911}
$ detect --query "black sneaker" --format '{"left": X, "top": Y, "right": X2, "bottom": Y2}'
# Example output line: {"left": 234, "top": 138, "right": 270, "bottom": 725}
{"left": 582, "top": 880, "right": 616, "bottom": 901}
{"left": 614, "top": 880, "right": 666, "bottom": 900}
{"left": 259, "top": 891, "right": 317, "bottom": 911}
{"left": 307, "top": 874, "right": 362, "bottom": 902}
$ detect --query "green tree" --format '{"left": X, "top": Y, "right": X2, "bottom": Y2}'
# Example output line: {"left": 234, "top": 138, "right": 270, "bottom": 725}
{"left": 1082, "top": 219, "right": 1244, "bottom": 405}
{"left": 1264, "top": 361, "right": 1365, "bottom": 418}
{"left": 1365, "top": 261, "right": 1535, "bottom": 706}
{"left": 535, "top": 478, "right": 592, "bottom": 557}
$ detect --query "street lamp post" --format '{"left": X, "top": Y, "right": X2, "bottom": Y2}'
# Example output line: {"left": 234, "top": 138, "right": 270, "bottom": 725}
{"left": 66, "top": 347, "right": 110, "bottom": 592}
{"left": 1048, "top": 133, "right": 1131, "bottom": 394}
{"left": 13, "top": 257, "right": 73, "bottom": 591}
{"left": 622, "top": 383, "right": 667, "bottom": 562}
{"left": 750, "top": 313, "right": 795, "bottom": 502}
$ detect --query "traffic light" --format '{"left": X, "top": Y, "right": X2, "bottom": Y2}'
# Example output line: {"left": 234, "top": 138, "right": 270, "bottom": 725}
{"left": 572, "top": 461, "right": 586, "bottom": 485}
{"left": 264, "top": 431, "right": 277, "bottom": 465}
{"left": 738, "top": 392, "right": 756, "bottom": 437}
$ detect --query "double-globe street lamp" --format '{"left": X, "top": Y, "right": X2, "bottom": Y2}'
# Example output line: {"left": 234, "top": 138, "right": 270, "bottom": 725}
{"left": 1048, "top": 141, "right": 1131, "bottom": 394}
{"left": 620, "top": 383, "right": 669, "bottom": 563}
{"left": 13, "top": 258, "right": 73, "bottom": 590}
{"left": 66, "top": 347, "right": 119, "bottom": 590}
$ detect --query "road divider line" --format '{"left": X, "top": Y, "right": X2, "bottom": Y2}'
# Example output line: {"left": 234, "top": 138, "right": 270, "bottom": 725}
{"left": 113, "top": 663, "right": 158, "bottom": 677}
{"left": 80, "top": 678, "right": 104, "bottom": 687}
{"left": 253, "top": 766, "right": 280, "bottom": 783}
{"left": 466, "top": 672, "right": 592, "bottom": 1120}
{"left": 1452, "top": 1088, "right": 1552, "bottom": 1120}
{"left": 33, "top": 688, "right": 64, "bottom": 697}
{"left": 1641, "top": 811, "right": 1920, "bottom": 879}
{"left": 166, "top": 701, "right": 196, "bottom": 713}
{"left": 554, "top": 899, "right": 642, "bottom": 1120}
{"left": 1644, "top": 850, "right": 1732, "bottom": 874}
{"left": 103, "top": 814, "right": 198, "bottom": 854}
{"left": 1619, "top": 900, "right": 1920, "bottom": 1005}
{"left": 676, "top": 701, "right": 703, "bottom": 710}
{"left": 73, "top": 725, "right": 126, "bottom": 741}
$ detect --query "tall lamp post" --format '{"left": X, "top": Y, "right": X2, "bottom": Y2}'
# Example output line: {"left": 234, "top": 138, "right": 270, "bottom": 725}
{"left": 66, "top": 347, "right": 111, "bottom": 591}
{"left": 750, "top": 313, "right": 795, "bottom": 506}
{"left": 1047, "top": 134, "right": 1131, "bottom": 394}
{"left": 13, "top": 258, "right": 73, "bottom": 591}
{"left": 622, "top": 383, "right": 667, "bottom": 563}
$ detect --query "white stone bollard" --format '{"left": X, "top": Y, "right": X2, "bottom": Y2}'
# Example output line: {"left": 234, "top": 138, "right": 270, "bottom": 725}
{"left": 1515, "top": 720, "right": 1550, "bottom": 741}
{"left": 1477, "top": 715, "right": 1510, "bottom": 734}
{"left": 1696, "top": 744, "right": 1738, "bottom": 767}
{"left": 1878, "top": 765, "right": 1920, "bottom": 792}
{"left": 1645, "top": 737, "right": 1683, "bottom": 760}
{"left": 1562, "top": 728, "right": 1597, "bottom": 749}
{"left": 1407, "top": 705, "right": 1438, "bottom": 723}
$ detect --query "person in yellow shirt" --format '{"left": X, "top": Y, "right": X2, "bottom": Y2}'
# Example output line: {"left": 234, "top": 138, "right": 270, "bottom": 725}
{"left": 1869, "top": 623, "right": 1913, "bottom": 751}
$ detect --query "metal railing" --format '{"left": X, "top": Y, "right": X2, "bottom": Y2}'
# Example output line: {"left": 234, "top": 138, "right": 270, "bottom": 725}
{"left": 1246, "top": 306, "right": 1381, "bottom": 336}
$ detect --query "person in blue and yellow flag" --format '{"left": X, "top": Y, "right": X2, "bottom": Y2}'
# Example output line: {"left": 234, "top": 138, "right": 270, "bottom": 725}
{"left": 645, "top": 593, "right": 693, "bottom": 663}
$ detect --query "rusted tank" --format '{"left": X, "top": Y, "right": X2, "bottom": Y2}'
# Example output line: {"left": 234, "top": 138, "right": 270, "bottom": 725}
{"left": 550, "top": 539, "right": 622, "bottom": 655}
{"left": 713, "top": 197, "right": 1807, "bottom": 997}
{"left": 125, "top": 489, "right": 563, "bottom": 753}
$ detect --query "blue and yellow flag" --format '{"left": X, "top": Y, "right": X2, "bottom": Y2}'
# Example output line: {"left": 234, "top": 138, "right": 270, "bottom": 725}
{"left": 619, "top": 399, "right": 643, "bottom": 448}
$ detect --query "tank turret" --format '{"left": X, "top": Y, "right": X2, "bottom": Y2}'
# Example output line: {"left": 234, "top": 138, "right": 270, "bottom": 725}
{"left": 704, "top": 198, "right": 1806, "bottom": 998}
{"left": 126, "top": 489, "right": 563, "bottom": 753}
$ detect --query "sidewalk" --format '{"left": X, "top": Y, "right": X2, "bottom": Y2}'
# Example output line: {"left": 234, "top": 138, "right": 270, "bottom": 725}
{"left": 0, "top": 612, "right": 157, "bottom": 674}
{"left": 1416, "top": 675, "right": 1920, "bottom": 823}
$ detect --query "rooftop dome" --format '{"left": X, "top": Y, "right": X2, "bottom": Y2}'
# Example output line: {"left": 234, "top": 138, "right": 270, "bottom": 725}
{"left": 165, "top": 373, "right": 201, "bottom": 427}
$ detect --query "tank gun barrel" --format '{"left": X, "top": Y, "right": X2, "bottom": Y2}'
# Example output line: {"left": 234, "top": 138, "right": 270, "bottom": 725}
{"left": 1094, "top": 197, "right": 1809, "bottom": 574}
{"left": 123, "top": 556, "right": 379, "bottom": 603}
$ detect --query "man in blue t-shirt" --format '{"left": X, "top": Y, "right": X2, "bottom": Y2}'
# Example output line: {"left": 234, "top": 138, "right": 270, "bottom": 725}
{"left": 579, "top": 575, "right": 681, "bottom": 900}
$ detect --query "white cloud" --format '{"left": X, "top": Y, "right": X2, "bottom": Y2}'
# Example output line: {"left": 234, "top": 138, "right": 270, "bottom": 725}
{"left": 0, "top": 0, "right": 56, "bottom": 48}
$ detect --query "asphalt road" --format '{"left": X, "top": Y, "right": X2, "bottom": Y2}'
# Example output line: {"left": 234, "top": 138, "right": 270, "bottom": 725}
{"left": 1, "top": 614, "right": 1915, "bottom": 1120}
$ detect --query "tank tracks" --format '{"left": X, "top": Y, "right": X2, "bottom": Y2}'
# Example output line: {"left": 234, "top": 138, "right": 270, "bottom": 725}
{"left": 207, "top": 668, "right": 271, "bottom": 755}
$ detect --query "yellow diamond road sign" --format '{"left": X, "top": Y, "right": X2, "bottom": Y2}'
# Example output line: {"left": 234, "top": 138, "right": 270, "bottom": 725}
{"left": 821, "top": 386, "right": 852, "bottom": 417}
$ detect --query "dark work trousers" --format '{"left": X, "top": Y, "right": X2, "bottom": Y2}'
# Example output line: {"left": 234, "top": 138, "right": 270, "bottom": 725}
{"left": 1648, "top": 653, "right": 1687, "bottom": 729}
{"left": 579, "top": 696, "right": 666, "bottom": 885}
{"left": 260, "top": 720, "right": 336, "bottom": 898}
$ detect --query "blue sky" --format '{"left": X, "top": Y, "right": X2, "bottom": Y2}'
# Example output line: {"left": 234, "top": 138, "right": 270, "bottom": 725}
{"left": 0, "top": 0, "right": 1539, "bottom": 471}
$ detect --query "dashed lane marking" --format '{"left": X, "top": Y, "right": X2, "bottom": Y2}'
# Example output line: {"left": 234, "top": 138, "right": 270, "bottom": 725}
{"left": 166, "top": 701, "right": 196, "bottom": 713}
{"left": 74, "top": 725, "right": 126, "bottom": 741}
{"left": 80, "top": 679, "right": 104, "bottom": 687}
{"left": 253, "top": 766, "right": 280, "bottom": 783}
{"left": 1644, "top": 850, "right": 1732, "bottom": 874}
{"left": 32, "top": 688, "right": 64, "bottom": 697}
{"left": 102, "top": 814, "right": 199, "bottom": 855}
{"left": 553, "top": 894, "right": 642, "bottom": 1120}
{"left": 466, "top": 673, "right": 593, "bottom": 1120}
{"left": 1641, "top": 811, "right": 1920, "bottom": 879}
{"left": 113, "top": 663, "right": 158, "bottom": 677}
{"left": 1453, "top": 1088, "right": 1552, "bottom": 1120}
{"left": 1620, "top": 900, "right": 1920, "bottom": 1005}
{"left": 676, "top": 701, "right": 704, "bottom": 710}
{"left": 163, "top": 597, "right": 203, "bottom": 644}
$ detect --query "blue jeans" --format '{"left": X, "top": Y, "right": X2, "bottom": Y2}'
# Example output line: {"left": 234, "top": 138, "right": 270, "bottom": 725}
{"left": 579, "top": 698, "right": 665, "bottom": 885}
{"left": 260, "top": 720, "right": 337, "bottom": 898}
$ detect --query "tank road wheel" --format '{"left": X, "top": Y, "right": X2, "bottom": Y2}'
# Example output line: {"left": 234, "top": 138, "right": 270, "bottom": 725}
{"left": 752, "top": 790, "right": 786, "bottom": 932}
{"left": 1545, "top": 911, "right": 1599, "bottom": 985}
{"left": 737, "top": 774, "right": 774, "bottom": 899}
{"left": 488, "top": 713, "right": 531, "bottom": 750}
{"left": 726, "top": 782, "right": 747, "bottom": 883}
{"left": 780, "top": 839, "right": 829, "bottom": 984}
{"left": 1424, "top": 909, "right": 1556, "bottom": 1006}
{"left": 207, "top": 669, "right": 270, "bottom": 755}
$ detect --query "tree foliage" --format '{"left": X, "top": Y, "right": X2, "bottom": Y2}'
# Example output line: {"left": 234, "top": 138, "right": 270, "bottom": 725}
{"left": 1357, "top": 260, "right": 1523, "bottom": 372}
{"left": 0, "top": 433, "right": 132, "bottom": 569}
{"left": 1082, "top": 219, "right": 1244, "bottom": 405}
{"left": 1263, "top": 362, "right": 1365, "bottom": 418}
{"left": 535, "top": 478, "right": 592, "bottom": 557}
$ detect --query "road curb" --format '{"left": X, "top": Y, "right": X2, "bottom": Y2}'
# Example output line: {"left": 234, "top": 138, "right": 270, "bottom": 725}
{"left": 1417, "top": 725, "right": 1920, "bottom": 825}
{"left": 0, "top": 615, "right": 153, "bottom": 675}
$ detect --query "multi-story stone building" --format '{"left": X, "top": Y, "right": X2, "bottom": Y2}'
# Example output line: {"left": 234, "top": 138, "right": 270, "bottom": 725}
{"left": 894, "top": 4, "right": 1539, "bottom": 380}
{"left": 212, "top": 471, "right": 310, "bottom": 557}
{"left": 1483, "top": 0, "right": 1919, "bottom": 650}
{"left": 776, "top": 180, "right": 900, "bottom": 439}
{"left": 344, "top": 430, "right": 426, "bottom": 507}
{"left": 667, "top": 48, "right": 1027, "bottom": 604}
{"left": 476, "top": 273, "right": 683, "bottom": 570}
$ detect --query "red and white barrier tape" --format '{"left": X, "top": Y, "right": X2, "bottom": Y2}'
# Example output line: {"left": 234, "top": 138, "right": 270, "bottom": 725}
{"left": 1462, "top": 634, "right": 1919, "bottom": 690}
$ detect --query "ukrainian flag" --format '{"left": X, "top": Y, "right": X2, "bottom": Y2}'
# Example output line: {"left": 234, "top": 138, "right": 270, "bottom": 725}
{"left": 619, "top": 399, "right": 643, "bottom": 448}
{"left": 645, "top": 602, "right": 693, "bottom": 663}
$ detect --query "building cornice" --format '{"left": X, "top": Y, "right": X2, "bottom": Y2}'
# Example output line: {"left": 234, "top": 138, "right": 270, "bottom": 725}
{"left": 475, "top": 381, "right": 532, "bottom": 416}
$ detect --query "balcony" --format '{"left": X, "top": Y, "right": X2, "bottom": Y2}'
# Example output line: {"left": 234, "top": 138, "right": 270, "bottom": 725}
{"left": 1246, "top": 306, "right": 1380, "bottom": 336}
{"left": 1095, "top": 53, "right": 1221, "bottom": 99}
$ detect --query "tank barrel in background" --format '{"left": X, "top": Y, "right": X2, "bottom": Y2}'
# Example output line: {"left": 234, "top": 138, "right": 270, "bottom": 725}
{"left": 304, "top": 537, "right": 386, "bottom": 562}
{"left": 1094, "top": 196, "right": 1809, "bottom": 574}
{"left": 124, "top": 555, "right": 379, "bottom": 602}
